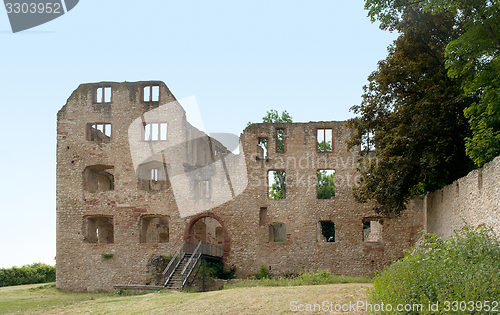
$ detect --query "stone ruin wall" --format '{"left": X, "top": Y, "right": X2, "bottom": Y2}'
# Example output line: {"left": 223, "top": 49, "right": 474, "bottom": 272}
{"left": 423, "top": 155, "right": 500, "bottom": 239}
{"left": 56, "top": 81, "right": 424, "bottom": 291}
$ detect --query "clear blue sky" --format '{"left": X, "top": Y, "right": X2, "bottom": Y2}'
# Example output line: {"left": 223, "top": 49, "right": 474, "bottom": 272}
{"left": 0, "top": 0, "right": 396, "bottom": 268}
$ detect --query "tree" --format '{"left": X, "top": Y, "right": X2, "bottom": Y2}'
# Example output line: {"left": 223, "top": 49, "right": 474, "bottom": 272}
{"left": 317, "top": 170, "right": 335, "bottom": 199}
{"left": 347, "top": 6, "right": 475, "bottom": 217}
{"left": 249, "top": 110, "right": 293, "bottom": 199}
{"left": 365, "top": 0, "right": 500, "bottom": 166}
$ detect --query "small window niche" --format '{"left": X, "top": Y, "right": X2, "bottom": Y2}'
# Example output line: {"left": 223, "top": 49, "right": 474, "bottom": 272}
{"left": 269, "top": 222, "right": 287, "bottom": 242}
{"left": 137, "top": 162, "right": 168, "bottom": 191}
{"left": 140, "top": 215, "right": 169, "bottom": 243}
{"left": 268, "top": 170, "right": 286, "bottom": 199}
{"left": 83, "top": 165, "right": 114, "bottom": 193}
{"left": 95, "top": 86, "right": 112, "bottom": 103}
{"left": 143, "top": 85, "right": 160, "bottom": 102}
{"left": 318, "top": 221, "right": 335, "bottom": 243}
{"left": 317, "top": 128, "right": 332, "bottom": 152}
{"left": 143, "top": 123, "right": 167, "bottom": 141}
{"left": 363, "top": 219, "right": 383, "bottom": 242}
{"left": 87, "top": 123, "right": 112, "bottom": 142}
{"left": 84, "top": 216, "right": 114, "bottom": 244}
{"left": 317, "top": 169, "right": 335, "bottom": 199}
{"left": 259, "top": 207, "right": 267, "bottom": 226}
{"left": 276, "top": 128, "right": 286, "bottom": 152}
{"left": 258, "top": 138, "right": 268, "bottom": 160}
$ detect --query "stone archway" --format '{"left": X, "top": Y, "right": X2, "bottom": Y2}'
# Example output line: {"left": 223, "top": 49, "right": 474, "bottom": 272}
{"left": 184, "top": 212, "right": 230, "bottom": 261}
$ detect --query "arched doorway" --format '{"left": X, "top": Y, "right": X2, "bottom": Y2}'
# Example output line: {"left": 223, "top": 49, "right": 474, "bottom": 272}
{"left": 184, "top": 213, "right": 230, "bottom": 260}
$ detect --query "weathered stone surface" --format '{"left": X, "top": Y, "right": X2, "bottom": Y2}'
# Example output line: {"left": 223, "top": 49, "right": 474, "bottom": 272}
{"left": 56, "top": 81, "right": 424, "bottom": 291}
{"left": 423, "top": 155, "right": 500, "bottom": 238}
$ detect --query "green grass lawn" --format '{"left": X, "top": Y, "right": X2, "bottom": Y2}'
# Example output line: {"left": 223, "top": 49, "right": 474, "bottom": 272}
{"left": 0, "top": 282, "right": 372, "bottom": 314}
{"left": 0, "top": 283, "right": 114, "bottom": 314}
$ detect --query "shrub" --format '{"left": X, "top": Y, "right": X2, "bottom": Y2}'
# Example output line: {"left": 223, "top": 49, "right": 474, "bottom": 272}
{"left": 0, "top": 263, "right": 56, "bottom": 287}
{"left": 254, "top": 264, "right": 269, "bottom": 280}
{"left": 371, "top": 226, "right": 500, "bottom": 314}
{"left": 205, "top": 261, "right": 235, "bottom": 280}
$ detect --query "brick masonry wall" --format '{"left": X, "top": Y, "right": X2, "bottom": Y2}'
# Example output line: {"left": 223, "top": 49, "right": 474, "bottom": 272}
{"left": 423, "top": 155, "right": 500, "bottom": 239}
{"left": 56, "top": 81, "right": 424, "bottom": 291}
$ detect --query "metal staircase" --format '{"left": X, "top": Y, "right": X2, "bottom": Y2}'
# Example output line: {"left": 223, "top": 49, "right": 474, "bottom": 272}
{"left": 163, "top": 241, "right": 223, "bottom": 290}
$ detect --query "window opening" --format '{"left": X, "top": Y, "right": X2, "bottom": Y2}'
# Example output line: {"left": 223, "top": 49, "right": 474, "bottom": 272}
{"left": 95, "top": 86, "right": 112, "bottom": 103}
{"left": 317, "top": 169, "right": 335, "bottom": 199}
{"left": 363, "top": 220, "right": 383, "bottom": 242}
{"left": 268, "top": 170, "right": 286, "bottom": 199}
{"left": 137, "top": 162, "right": 168, "bottom": 191}
{"left": 87, "top": 123, "right": 112, "bottom": 142}
{"left": 258, "top": 138, "right": 268, "bottom": 159}
{"left": 318, "top": 221, "right": 335, "bottom": 242}
{"left": 317, "top": 128, "right": 332, "bottom": 152}
{"left": 144, "top": 123, "right": 167, "bottom": 141}
{"left": 196, "top": 179, "right": 211, "bottom": 199}
{"left": 361, "top": 131, "right": 375, "bottom": 152}
{"left": 151, "top": 168, "right": 159, "bottom": 181}
{"left": 83, "top": 165, "right": 114, "bottom": 192}
{"left": 276, "top": 128, "right": 285, "bottom": 152}
{"left": 269, "top": 222, "right": 287, "bottom": 242}
{"left": 143, "top": 85, "right": 160, "bottom": 102}
{"left": 84, "top": 216, "right": 114, "bottom": 244}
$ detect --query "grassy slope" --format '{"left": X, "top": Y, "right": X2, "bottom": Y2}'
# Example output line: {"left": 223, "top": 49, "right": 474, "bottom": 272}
{"left": 0, "top": 282, "right": 372, "bottom": 314}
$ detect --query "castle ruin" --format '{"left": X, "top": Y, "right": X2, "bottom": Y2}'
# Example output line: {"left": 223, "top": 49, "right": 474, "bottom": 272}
{"left": 56, "top": 81, "right": 424, "bottom": 291}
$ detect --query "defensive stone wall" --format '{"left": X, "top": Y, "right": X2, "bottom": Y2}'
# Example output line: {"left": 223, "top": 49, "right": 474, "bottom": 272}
{"left": 424, "top": 155, "right": 500, "bottom": 238}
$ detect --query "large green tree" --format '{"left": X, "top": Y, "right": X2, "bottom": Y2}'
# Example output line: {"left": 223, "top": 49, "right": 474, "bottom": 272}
{"left": 365, "top": 0, "right": 500, "bottom": 167}
{"left": 347, "top": 6, "right": 475, "bottom": 217}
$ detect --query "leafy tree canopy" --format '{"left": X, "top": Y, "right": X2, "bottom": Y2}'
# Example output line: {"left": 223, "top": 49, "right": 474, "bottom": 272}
{"left": 347, "top": 6, "right": 475, "bottom": 217}
{"left": 365, "top": 0, "right": 500, "bottom": 166}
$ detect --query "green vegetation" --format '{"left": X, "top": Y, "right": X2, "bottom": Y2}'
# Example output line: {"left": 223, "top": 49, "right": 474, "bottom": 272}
{"left": 371, "top": 226, "right": 500, "bottom": 314}
{"left": 269, "top": 170, "right": 286, "bottom": 199}
{"left": 0, "top": 283, "right": 114, "bottom": 314}
{"left": 365, "top": 0, "right": 500, "bottom": 167}
{"left": 254, "top": 264, "right": 270, "bottom": 280}
{"left": 229, "top": 269, "right": 370, "bottom": 288}
{"left": 0, "top": 263, "right": 56, "bottom": 288}
{"left": 205, "top": 260, "right": 236, "bottom": 280}
{"left": 316, "top": 170, "right": 335, "bottom": 199}
{"left": 347, "top": 5, "right": 475, "bottom": 216}
{"left": 101, "top": 253, "right": 114, "bottom": 259}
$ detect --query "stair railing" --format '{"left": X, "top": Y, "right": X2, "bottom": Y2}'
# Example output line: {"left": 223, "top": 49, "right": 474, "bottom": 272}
{"left": 180, "top": 241, "right": 203, "bottom": 288}
{"left": 162, "top": 241, "right": 185, "bottom": 287}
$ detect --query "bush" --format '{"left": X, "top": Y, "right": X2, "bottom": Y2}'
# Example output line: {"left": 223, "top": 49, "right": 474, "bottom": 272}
{"left": 0, "top": 263, "right": 56, "bottom": 287}
{"left": 254, "top": 264, "right": 269, "bottom": 280}
{"left": 205, "top": 261, "right": 235, "bottom": 280}
{"left": 371, "top": 226, "right": 500, "bottom": 314}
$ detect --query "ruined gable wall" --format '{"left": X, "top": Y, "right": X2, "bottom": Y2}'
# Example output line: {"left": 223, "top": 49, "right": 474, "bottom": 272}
{"left": 56, "top": 82, "right": 192, "bottom": 291}
{"left": 424, "top": 155, "right": 500, "bottom": 238}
